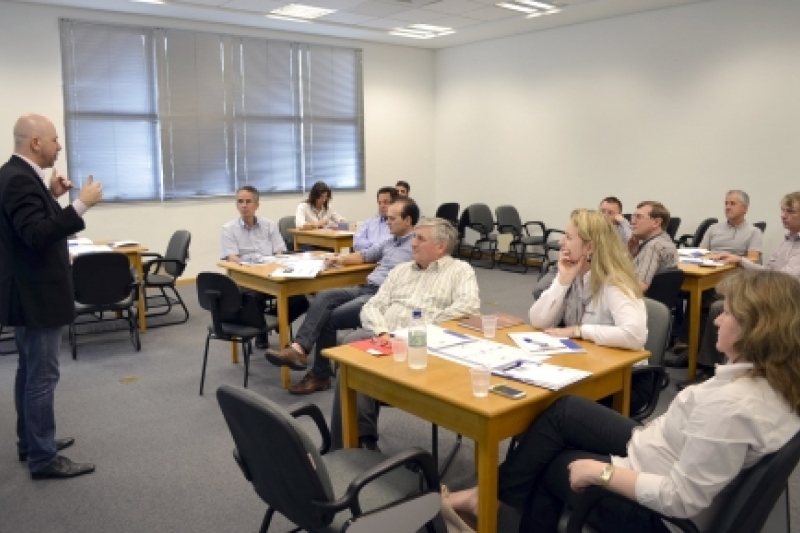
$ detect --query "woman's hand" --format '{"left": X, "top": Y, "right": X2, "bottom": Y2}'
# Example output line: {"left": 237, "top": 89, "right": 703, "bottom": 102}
{"left": 568, "top": 459, "right": 605, "bottom": 493}
{"left": 557, "top": 251, "right": 587, "bottom": 286}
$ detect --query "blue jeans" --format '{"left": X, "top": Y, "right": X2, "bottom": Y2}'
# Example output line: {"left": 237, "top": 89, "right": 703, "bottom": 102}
{"left": 15, "top": 326, "right": 63, "bottom": 472}
{"left": 294, "top": 285, "right": 378, "bottom": 379}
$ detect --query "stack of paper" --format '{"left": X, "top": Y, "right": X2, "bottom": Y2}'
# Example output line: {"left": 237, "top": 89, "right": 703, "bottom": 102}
{"left": 68, "top": 238, "right": 93, "bottom": 246}
{"left": 495, "top": 361, "right": 592, "bottom": 391}
{"left": 271, "top": 259, "right": 324, "bottom": 278}
{"left": 70, "top": 244, "right": 112, "bottom": 256}
{"left": 507, "top": 332, "right": 586, "bottom": 355}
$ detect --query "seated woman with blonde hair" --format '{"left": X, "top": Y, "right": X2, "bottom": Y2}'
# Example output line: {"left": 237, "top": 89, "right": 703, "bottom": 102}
{"left": 450, "top": 270, "right": 800, "bottom": 533}
{"left": 531, "top": 208, "right": 646, "bottom": 350}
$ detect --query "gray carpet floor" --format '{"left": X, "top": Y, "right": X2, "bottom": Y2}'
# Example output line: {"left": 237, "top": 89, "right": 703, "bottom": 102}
{"left": 0, "top": 266, "right": 796, "bottom": 532}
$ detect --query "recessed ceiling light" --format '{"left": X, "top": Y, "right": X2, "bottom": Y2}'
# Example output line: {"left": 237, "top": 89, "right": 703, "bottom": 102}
{"left": 132, "top": 0, "right": 164, "bottom": 4}
{"left": 389, "top": 24, "right": 454, "bottom": 39}
{"left": 408, "top": 24, "right": 452, "bottom": 32}
{"left": 496, "top": 2, "right": 537, "bottom": 13}
{"left": 269, "top": 4, "right": 336, "bottom": 19}
{"left": 516, "top": 0, "right": 556, "bottom": 9}
{"left": 390, "top": 30, "right": 435, "bottom": 39}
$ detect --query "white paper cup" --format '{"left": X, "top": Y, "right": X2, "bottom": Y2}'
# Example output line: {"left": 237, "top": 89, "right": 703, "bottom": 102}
{"left": 391, "top": 338, "right": 407, "bottom": 362}
{"left": 470, "top": 366, "right": 491, "bottom": 398}
{"left": 481, "top": 314, "right": 498, "bottom": 339}
{"left": 340, "top": 247, "right": 351, "bottom": 256}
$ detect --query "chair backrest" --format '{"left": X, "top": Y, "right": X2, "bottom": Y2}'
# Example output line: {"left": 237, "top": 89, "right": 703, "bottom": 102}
{"left": 643, "top": 298, "right": 671, "bottom": 366}
{"left": 754, "top": 221, "right": 766, "bottom": 233}
{"left": 707, "top": 429, "right": 800, "bottom": 533}
{"left": 466, "top": 203, "right": 495, "bottom": 235}
{"left": 494, "top": 205, "right": 523, "bottom": 235}
{"left": 278, "top": 216, "right": 296, "bottom": 250}
{"left": 216, "top": 385, "right": 336, "bottom": 531}
{"left": 434, "top": 203, "right": 459, "bottom": 227}
{"left": 456, "top": 208, "right": 470, "bottom": 238}
{"left": 644, "top": 268, "right": 685, "bottom": 311}
{"left": 163, "top": 230, "right": 191, "bottom": 277}
{"left": 665, "top": 217, "right": 681, "bottom": 241}
{"left": 73, "top": 252, "right": 135, "bottom": 306}
{"left": 341, "top": 492, "right": 441, "bottom": 533}
{"left": 693, "top": 217, "right": 718, "bottom": 247}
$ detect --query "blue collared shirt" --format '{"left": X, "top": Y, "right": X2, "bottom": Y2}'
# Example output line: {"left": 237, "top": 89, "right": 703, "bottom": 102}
{"left": 353, "top": 215, "right": 391, "bottom": 251}
{"left": 220, "top": 216, "right": 286, "bottom": 261}
{"left": 363, "top": 232, "right": 414, "bottom": 286}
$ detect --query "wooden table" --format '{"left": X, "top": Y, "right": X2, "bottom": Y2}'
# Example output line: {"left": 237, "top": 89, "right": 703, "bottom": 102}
{"left": 324, "top": 320, "right": 649, "bottom": 533}
{"left": 93, "top": 242, "right": 149, "bottom": 333}
{"left": 677, "top": 263, "right": 736, "bottom": 378}
{"left": 219, "top": 258, "right": 375, "bottom": 388}
{"left": 288, "top": 228, "right": 354, "bottom": 254}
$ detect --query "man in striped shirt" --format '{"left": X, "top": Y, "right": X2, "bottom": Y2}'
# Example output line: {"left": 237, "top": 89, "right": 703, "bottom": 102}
{"left": 629, "top": 201, "right": 678, "bottom": 292}
{"left": 329, "top": 217, "right": 481, "bottom": 451}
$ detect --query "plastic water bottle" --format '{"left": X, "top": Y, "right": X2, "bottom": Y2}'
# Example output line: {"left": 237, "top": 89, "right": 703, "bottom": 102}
{"left": 407, "top": 309, "right": 428, "bottom": 370}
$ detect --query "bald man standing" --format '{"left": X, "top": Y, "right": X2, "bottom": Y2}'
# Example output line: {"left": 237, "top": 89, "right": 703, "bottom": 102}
{"left": 0, "top": 114, "right": 102, "bottom": 479}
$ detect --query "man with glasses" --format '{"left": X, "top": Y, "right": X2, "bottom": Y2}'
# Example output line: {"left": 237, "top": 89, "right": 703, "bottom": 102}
{"left": 676, "top": 192, "right": 800, "bottom": 389}
{"left": 629, "top": 201, "right": 678, "bottom": 292}
{"left": 599, "top": 196, "right": 632, "bottom": 244}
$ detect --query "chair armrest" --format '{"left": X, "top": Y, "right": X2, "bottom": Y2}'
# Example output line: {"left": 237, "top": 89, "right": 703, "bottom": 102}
{"left": 315, "top": 447, "right": 439, "bottom": 516}
{"left": 288, "top": 402, "right": 332, "bottom": 455}
{"left": 566, "top": 486, "right": 700, "bottom": 533}
{"left": 143, "top": 258, "right": 186, "bottom": 278}
{"left": 523, "top": 221, "right": 546, "bottom": 236}
{"left": 468, "top": 221, "right": 493, "bottom": 235}
{"left": 676, "top": 235, "right": 693, "bottom": 248}
{"left": 545, "top": 228, "right": 564, "bottom": 240}
{"left": 140, "top": 252, "right": 163, "bottom": 260}
{"left": 629, "top": 365, "right": 667, "bottom": 422}
{"left": 496, "top": 224, "right": 520, "bottom": 236}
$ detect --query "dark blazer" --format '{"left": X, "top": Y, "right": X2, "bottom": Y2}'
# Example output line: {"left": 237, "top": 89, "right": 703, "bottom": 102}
{"left": 0, "top": 155, "right": 86, "bottom": 328}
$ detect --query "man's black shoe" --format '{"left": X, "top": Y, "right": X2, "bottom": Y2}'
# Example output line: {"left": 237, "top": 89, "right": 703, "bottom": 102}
{"left": 255, "top": 334, "right": 269, "bottom": 350}
{"left": 664, "top": 352, "right": 689, "bottom": 368}
{"left": 19, "top": 437, "right": 75, "bottom": 462}
{"left": 359, "top": 436, "right": 381, "bottom": 452}
{"left": 30, "top": 455, "right": 95, "bottom": 480}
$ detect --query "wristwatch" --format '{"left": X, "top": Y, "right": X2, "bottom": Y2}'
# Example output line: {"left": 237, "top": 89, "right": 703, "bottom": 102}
{"left": 599, "top": 464, "right": 615, "bottom": 487}
{"left": 573, "top": 325, "right": 582, "bottom": 339}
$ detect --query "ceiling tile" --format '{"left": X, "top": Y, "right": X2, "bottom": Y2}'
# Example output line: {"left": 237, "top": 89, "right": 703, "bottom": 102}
{"left": 319, "top": 10, "right": 376, "bottom": 23}
{"left": 182, "top": 0, "right": 230, "bottom": 6}
{"left": 452, "top": 5, "right": 517, "bottom": 20}
{"left": 223, "top": 0, "right": 288, "bottom": 12}
{"left": 388, "top": 8, "right": 447, "bottom": 23}
{"left": 420, "top": 0, "right": 483, "bottom": 14}
{"left": 301, "top": 0, "right": 371, "bottom": 9}
{"left": 356, "top": 17, "right": 408, "bottom": 29}
{"left": 417, "top": 13, "right": 482, "bottom": 26}
{"left": 348, "top": 0, "right": 411, "bottom": 17}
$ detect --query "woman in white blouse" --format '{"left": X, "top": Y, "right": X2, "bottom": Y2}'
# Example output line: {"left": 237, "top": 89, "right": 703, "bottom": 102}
{"left": 295, "top": 181, "right": 345, "bottom": 230}
{"left": 531, "top": 208, "right": 646, "bottom": 350}
{"left": 450, "top": 270, "right": 800, "bottom": 533}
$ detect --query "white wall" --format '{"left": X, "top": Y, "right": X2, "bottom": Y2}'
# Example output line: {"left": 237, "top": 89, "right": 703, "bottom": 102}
{"left": 0, "top": 2, "right": 435, "bottom": 277}
{"left": 435, "top": 0, "right": 800, "bottom": 255}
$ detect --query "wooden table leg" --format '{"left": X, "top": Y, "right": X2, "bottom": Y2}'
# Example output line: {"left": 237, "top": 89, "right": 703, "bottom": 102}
{"left": 476, "top": 437, "right": 499, "bottom": 533}
{"left": 340, "top": 366, "right": 359, "bottom": 448}
{"left": 686, "top": 284, "right": 701, "bottom": 379}
{"left": 277, "top": 295, "right": 291, "bottom": 388}
{"left": 611, "top": 367, "right": 631, "bottom": 417}
{"left": 130, "top": 254, "right": 147, "bottom": 333}
{"left": 230, "top": 342, "right": 239, "bottom": 364}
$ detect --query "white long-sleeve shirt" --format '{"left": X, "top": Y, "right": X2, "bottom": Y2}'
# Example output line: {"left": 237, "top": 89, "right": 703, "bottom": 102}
{"left": 614, "top": 363, "right": 800, "bottom": 531}
{"left": 295, "top": 201, "right": 344, "bottom": 228}
{"left": 529, "top": 272, "right": 647, "bottom": 350}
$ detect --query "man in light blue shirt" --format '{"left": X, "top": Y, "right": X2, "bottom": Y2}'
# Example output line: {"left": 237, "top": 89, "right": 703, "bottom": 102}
{"left": 221, "top": 185, "right": 309, "bottom": 348}
{"left": 266, "top": 197, "right": 419, "bottom": 395}
{"left": 353, "top": 186, "right": 397, "bottom": 251}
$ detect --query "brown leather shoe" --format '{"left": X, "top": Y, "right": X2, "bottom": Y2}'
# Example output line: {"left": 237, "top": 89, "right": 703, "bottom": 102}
{"left": 288, "top": 371, "right": 331, "bottom": 395}
{"left": 265, "top": 346, "right": 308, "bottom": 371}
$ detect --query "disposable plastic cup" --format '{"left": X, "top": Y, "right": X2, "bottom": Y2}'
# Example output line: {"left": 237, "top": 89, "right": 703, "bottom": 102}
{"left": 391, "top": 338, "right": 407, "bottom": 362}
{"left": 481, "top": 315, "right": 498, "bottom": 339}
{"left": 470, "top": 366, "right": 491, "bottom": 398}
{"left": 340, "top": 247, "right": 351, "bottom": 256}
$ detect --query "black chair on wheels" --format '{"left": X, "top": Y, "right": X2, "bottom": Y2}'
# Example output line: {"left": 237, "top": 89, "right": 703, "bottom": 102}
{"left": 216, "top": 384, "right": 443, "bottom": 533}
{"left": 494, "top": 205, "right": 547, "bottom": 274}
{"left": 566, "top": 428, "right": 800, "bottom": 533}
{"left": 278, "top": 216, "right": 296, "bottom": 251}
{"left": 643, "top": 268, "right": 686, "bottom": 391}
{"left": 628, "top": 298, "right": 673, "bottom": 422}
{"left": 434, "top": 202, "right": 459, "bottom": 229}
{"left": 197, "top": 272, "right": 277, "bottom": 395}
{"left": 677, "top": 218, "right": 718, "bottom": 248}
{"left": 142, "top": 230, "right": 191, "bottom": 328}
{"left": 754, "top": 221, "right": 766, "bottom": 233}
{"left": 69, "top": 252, "right": 141, "bottom": 360}
{"left": 665, "top": 217, "right": 681, "bottom": 242}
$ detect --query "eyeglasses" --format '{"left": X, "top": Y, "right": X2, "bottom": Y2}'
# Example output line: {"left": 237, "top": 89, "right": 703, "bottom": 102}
{"left": 630, "top": 213, "right": 651, "bottom": 220}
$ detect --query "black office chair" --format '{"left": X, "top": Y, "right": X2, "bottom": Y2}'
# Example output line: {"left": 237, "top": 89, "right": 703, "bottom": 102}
{"left": 543, "top": 228, "right": 565, "bottom": 269}
{"left": 278, "top": 215, "right": 296, "bottom": 251}
{"left": 434, "top": 202, "right": 460, "bottom": 230}
{"left": 69, "top": 252, "right": 141, "bottom": 360}
{"left": 456, "top": 208, "right": 470, "bottom": 258}
{"left": 142, "top": 230, "right": 191, "bottom": 328}
{"left": 677, "top": 218, "right": 718, "bottom": 248}
{"left": 665, "top": 217, "right": 681, "bottom": 242}
{"left": 754, "top": 221, "right": 766, "bottom": 233}
{"left": 628, "top": 298, "right": 672, "bottom": 422}
{"left": 0, "top": 325, "right": 17, "bottom": 355}
{"left": 197, "top": 272, "right": 277, "bottom": 395}
{"left": 566, "top": 428, "right": 800, "bottom": 533}
{"left": 644, "top": 268, "right": 685, "bottom": 390}
{"left": 216, "top": 384, "right": 443, "bottom": 533}
{"left": 465, "top": 203, "right": 498, "bottom": 268}
{"left": 494, "top": 205, "right": 547, "bottom": 274}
